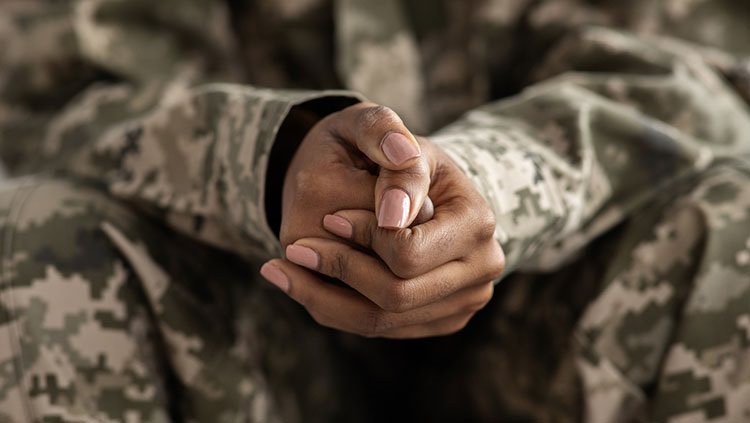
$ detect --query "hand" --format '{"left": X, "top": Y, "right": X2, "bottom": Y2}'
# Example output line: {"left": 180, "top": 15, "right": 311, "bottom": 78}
{"left": 262, "top": 103, "right": 505, "bottom": 338}
{"left": 277, "top": 102, "right": 433, "bottom": 251}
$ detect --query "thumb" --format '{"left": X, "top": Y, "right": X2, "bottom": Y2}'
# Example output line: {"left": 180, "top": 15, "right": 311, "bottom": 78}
{"left": 328, "top": 103, "right": 433, "bottom": 228}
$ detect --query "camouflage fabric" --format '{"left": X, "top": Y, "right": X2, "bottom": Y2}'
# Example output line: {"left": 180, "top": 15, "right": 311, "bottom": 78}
{"left": 0, "top": 179, "right": 376, "bottom": 422}
{"left": 1, "top": 0, "right": 749, "bottom": 421}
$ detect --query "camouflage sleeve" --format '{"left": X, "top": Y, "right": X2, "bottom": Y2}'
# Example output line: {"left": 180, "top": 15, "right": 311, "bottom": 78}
{"left": 0, "top": 0, "right": 238, "bottom": 175}
{"left": 81, "top": 85, "right": 362, "bottom": 258}
{"left": 0, "top": 0, "right": 363, "bottom": 257}
{"left": 430, "top": 27, "right": 750, "bottom": 276}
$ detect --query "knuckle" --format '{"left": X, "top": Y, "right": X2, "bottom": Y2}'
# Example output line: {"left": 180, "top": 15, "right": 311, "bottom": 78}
{"left": 358, "top": 105, "right": 401, "bottom": 133}
{"left": 445, "top": 317, "right": 472, "bottom": 335}
{"left": 308, "top": 310, "right": 333, "bottom": 329}
{"left": 380, "top": 283, "right": 414, "bottom": 313}
{"left": 400, "top": 230, "right": 425, "bottom": 256}
{"left": 464, "top": 284, "right": 493, "bottom": 313}
{"left": 360, "top": 215, "right": 376, "bottom": 248}
{"left": 361, "top": 309, "right": 392, "bottom": 337}
{"left": 431, "top": 224, "right": 458, "bottom": 253}
{"left": 453, "top": 315, "right": 473, "bottom": 333}
{"left": 482, "top": 282, "right": 495, "bottom": 302}
{"left": 463, "top": 301, "right": 485, "bottom": 314}
{"left": 407, "top": 157, "right": 430, "bottom": 174}
{"left": 390, "top": 253, "right": 421, "bottom": 280}
{"left": 327, "top": 250, "right": 349, "bottom": 281}
{"left": 297, "top": 291, "right": 321, "bottom": 314}
{"left": 387, "top": 232, "right": 424, "bottom": 279}
{"left": 485, "top": 243, "right": 506, "bottom": 280}
{"left": 436, "top": 277, "right": 456, "bottom": 299}
{"left": 475, "top": 205, "right": 498, "bottom": 241}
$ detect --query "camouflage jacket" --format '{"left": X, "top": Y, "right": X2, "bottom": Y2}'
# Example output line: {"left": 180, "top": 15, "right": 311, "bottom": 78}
{"left": 2, "top": 0, "right": 750, "bottom": 268}
{"left": 1, "top": 0, "right": 750, "bottom": 421}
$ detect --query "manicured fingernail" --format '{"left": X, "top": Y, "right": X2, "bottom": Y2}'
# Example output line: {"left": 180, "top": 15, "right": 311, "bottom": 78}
{"left": 286, "top": 245, "right": 319, "bottom": 270}
{"left": 378, "top": 189, "right": 410, "bottom": 229}
{"left": 323, "top": 215, "right": 353, "bottom": 239}
{"left": 381, "top": 133, "right": 420, "bottom": 165}
{"left": 260, "top": 262, "right": 290, "bottom": 293}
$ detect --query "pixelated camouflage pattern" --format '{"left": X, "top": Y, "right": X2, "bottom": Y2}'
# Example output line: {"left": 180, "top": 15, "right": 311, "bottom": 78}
{"left": 0, "top": 179, "right": 371, "bottom": 422}
{"left": 1, "top": 0, "right": 749, "bottom": 421}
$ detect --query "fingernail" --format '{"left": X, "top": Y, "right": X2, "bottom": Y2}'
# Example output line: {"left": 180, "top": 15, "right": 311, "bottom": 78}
{"left": 378, "top": 189, "right": 410, "bottom": 229}
{"left": 260, "top": 262, "right": 290, "bottom": 293}
{"left": 323, "top": 215, "right": 353, "bottom": 239}
{"left": 286, "top": 245, "right": 320, "bottom": 270}
{"left": 381, "top": 133, "right": 420, "bottom": 165}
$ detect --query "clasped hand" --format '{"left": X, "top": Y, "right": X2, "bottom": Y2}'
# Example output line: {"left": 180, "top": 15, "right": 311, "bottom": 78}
{"left": 261, "top": 103, "right": 505, "bottom": 339}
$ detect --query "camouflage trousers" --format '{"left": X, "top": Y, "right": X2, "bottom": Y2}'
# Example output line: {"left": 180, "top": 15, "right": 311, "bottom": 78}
{"left": 1, "top": 164, "right": 749, "bottom": 422}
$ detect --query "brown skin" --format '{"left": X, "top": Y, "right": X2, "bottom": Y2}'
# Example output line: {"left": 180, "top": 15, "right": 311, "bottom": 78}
{"left": 263, "top": 103, "right": 505, "bottom": 339}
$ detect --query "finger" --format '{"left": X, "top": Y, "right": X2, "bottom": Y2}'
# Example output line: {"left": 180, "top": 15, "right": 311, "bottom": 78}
{"left": 260, "top": 259, "right": 493, "bottom": 337}
{"left": 379, "top": 283, "right": 493, "bottom": 339}
{"left": 284, "top": 162, "right": 376, "bottom": 214}
{"left": 280, "top": 163, "right": 376, "bottom": 247}
{"left": 328, "top": 103, "right": 433, "bottom": 228}
{"left": 285, "top": 238, "right": 497, "bottom": 312}
{"left": 379, "top": 312, "right": 475, "bottom": 339}
{"left": 329, "top": 102, "right": 423, "bottom": 169}
{"left": 375, "top": 166, "right": 430, "bottom": 229}
{"left": 322, "top": 200, "right": 501, "bottom": 279}
{"left": 323, "top": 156, "right": 501, "bottom": 277}
{"left": 413, "top": 196, "right": 434, "bottom": 225}
{"left": 315, "top": 282, "right": 491, "bottom": 338}
{"left": 261, "top": 259, "right": 382, "bottom": 335}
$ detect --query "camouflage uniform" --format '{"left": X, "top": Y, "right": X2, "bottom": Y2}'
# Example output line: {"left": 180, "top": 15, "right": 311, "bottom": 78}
{"left": 1, "top": 0, "right": 749, "bottom": 421}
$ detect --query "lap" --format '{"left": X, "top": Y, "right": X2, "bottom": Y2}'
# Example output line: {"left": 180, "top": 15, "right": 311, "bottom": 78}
{"left": 2, "top": 166, "right": 749, "bottom": 422}
{"left": 0, "top": 179, "right": 366, "bottom": 423}
{"left": 353, "top": 164, "right": 750, "bottom": 422}
{"left": 0, "top": 179, "right": 172, "bottom": 422}
{"left": 546, "top": 165, "right": 750, "bottom": 422}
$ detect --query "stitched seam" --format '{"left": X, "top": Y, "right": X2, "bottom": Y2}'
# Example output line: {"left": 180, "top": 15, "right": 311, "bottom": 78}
{"left": 1, "top": 179, "right": 43, "bottom": 423}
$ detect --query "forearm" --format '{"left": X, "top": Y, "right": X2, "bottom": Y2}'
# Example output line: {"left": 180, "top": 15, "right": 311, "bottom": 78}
{"left": 0, "top": 0, "right": 366, "bottom": 257}
{"left": 95, "top": 85, "right": 363, "bottom": 257}
{"left": 431, "top": 27, "right": 750, "bottom": 275}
